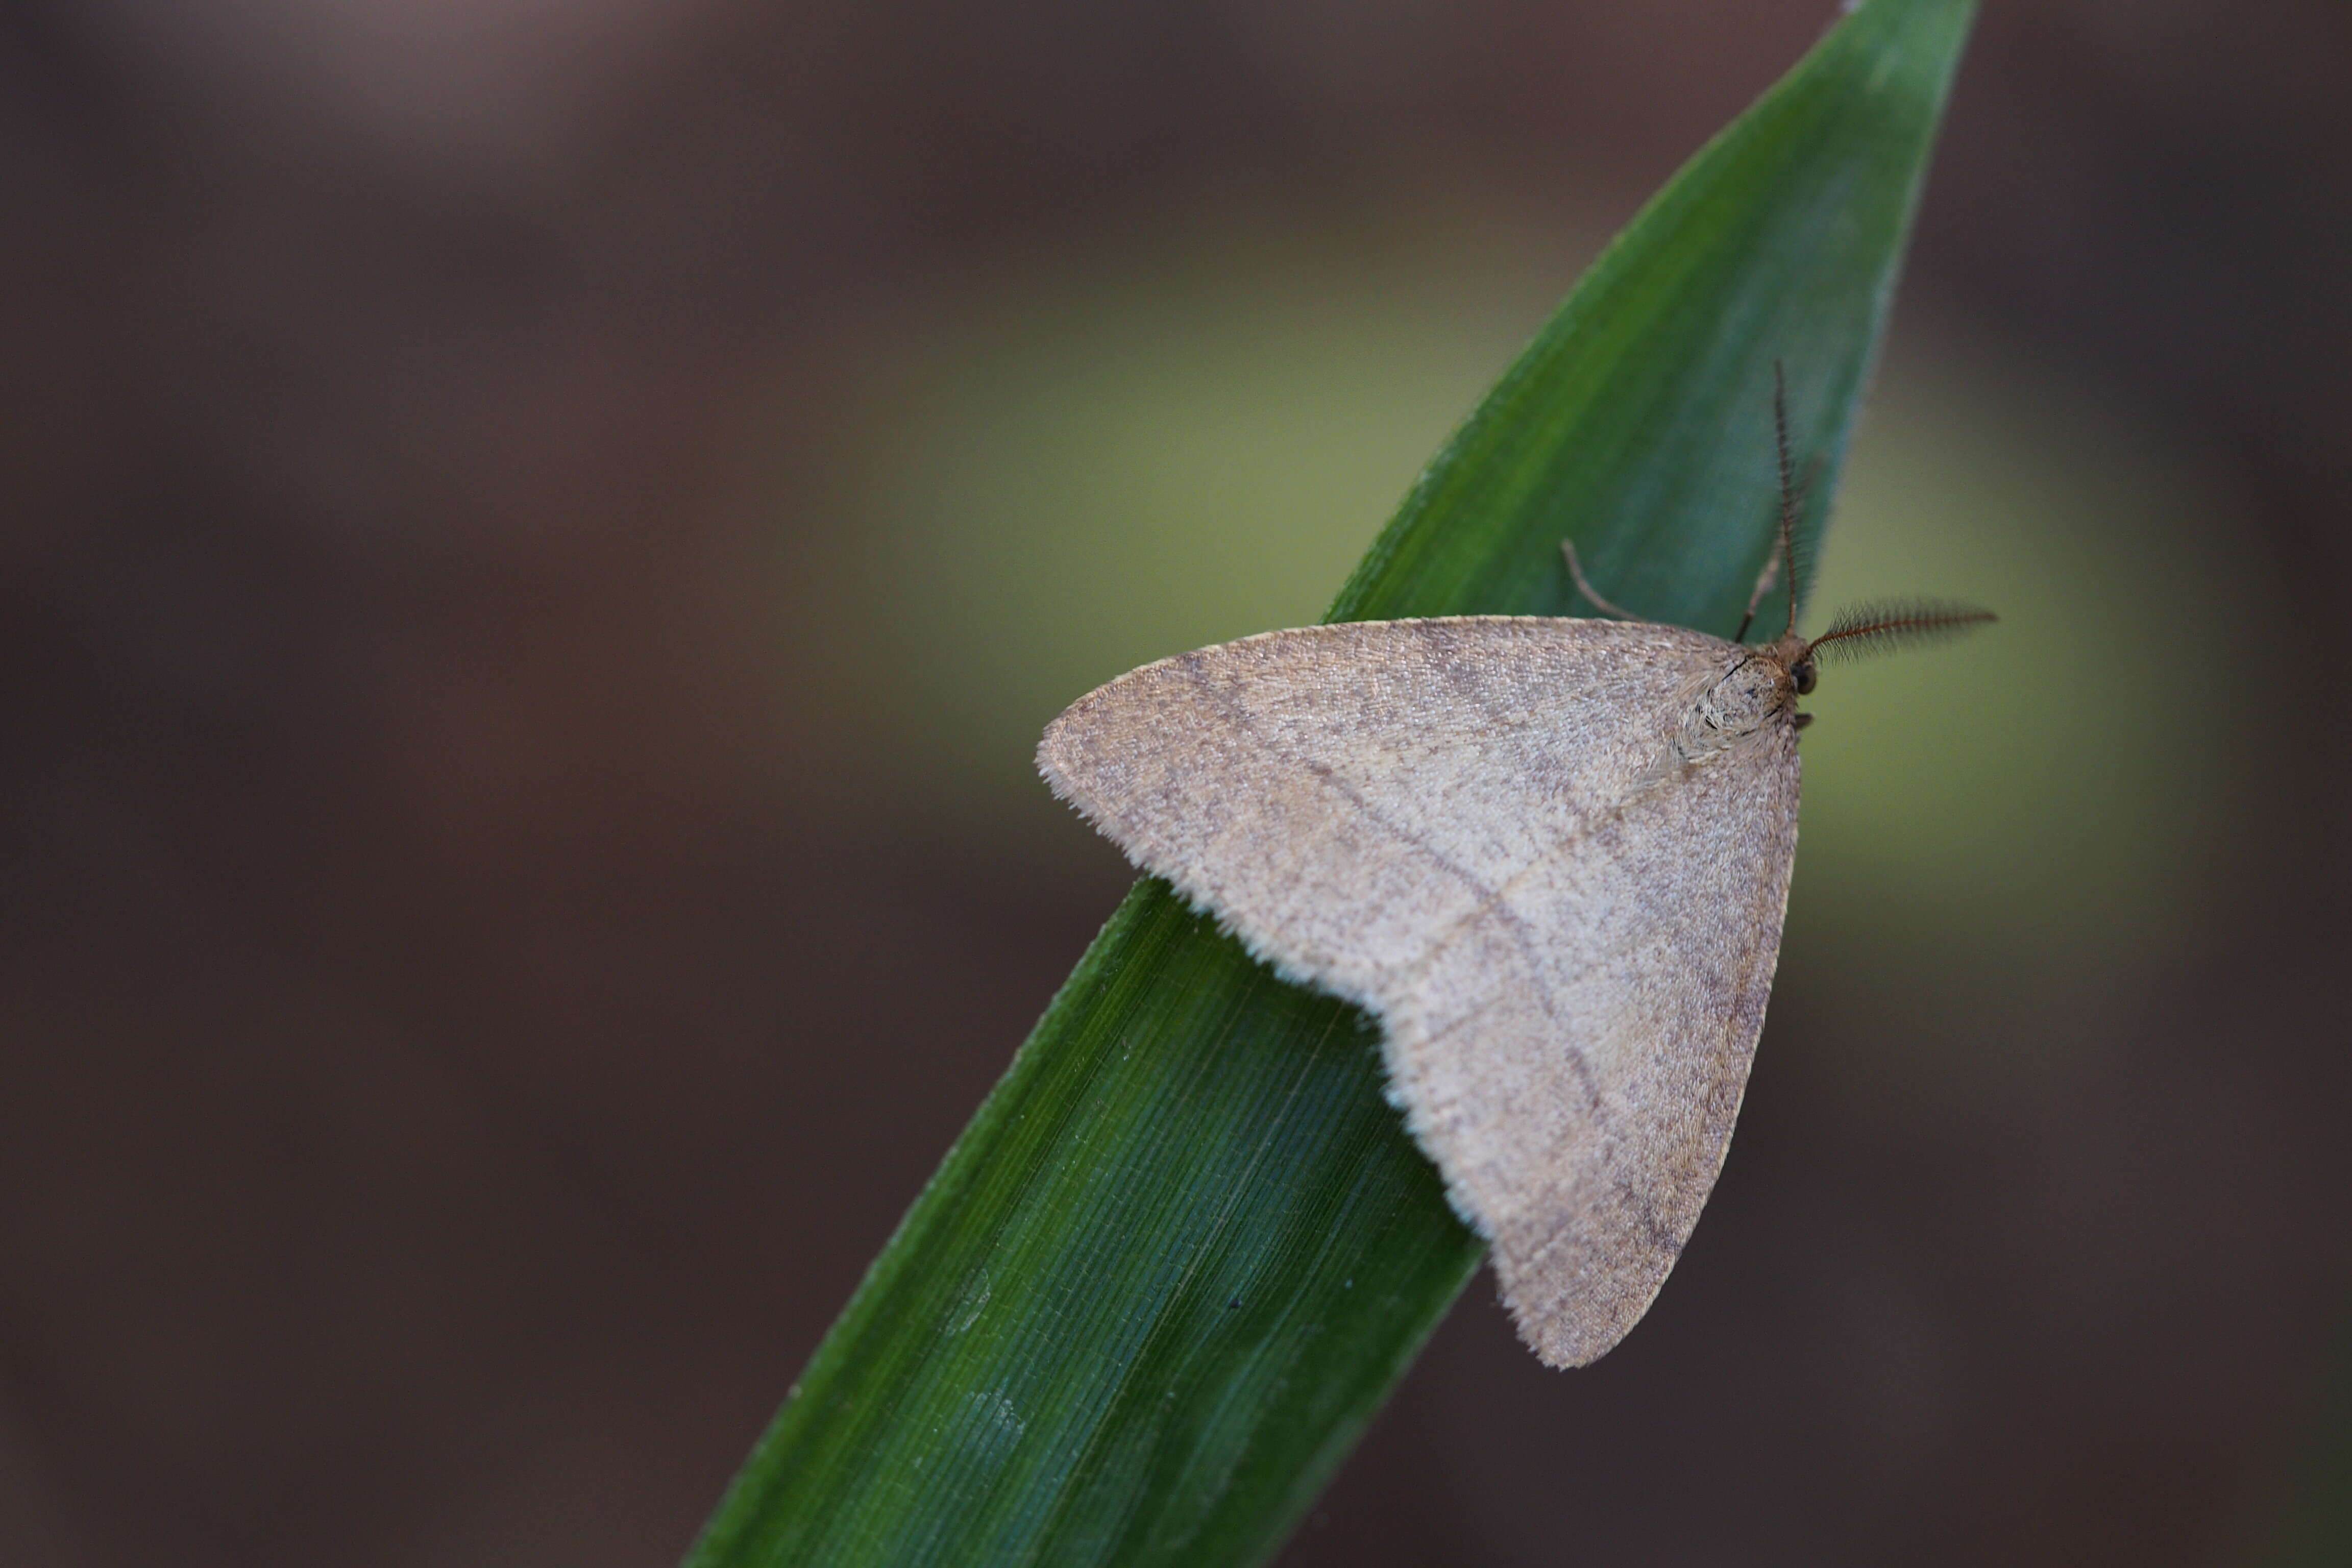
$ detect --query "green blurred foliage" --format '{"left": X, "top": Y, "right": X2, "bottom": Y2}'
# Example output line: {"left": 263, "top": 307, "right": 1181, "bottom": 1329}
{"left": 819, "top": 208, "right": 1587, "bottom": 817}
{"left": 803, "top": 207, "right": 2254, "bottom": 974}
{"left": 1800, "top": 337, "right": 2257, "bottom": 963}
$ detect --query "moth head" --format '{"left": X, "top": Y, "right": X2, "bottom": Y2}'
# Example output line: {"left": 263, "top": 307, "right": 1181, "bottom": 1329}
{"left": 1747, "top": 367, "right": 1996, "bottom": 701}
{"left": 1748, "top": 603, "right": 1992, "bottom": 730}
{"left": 1754, "top": 629, "right": 1816, "bottom": 702}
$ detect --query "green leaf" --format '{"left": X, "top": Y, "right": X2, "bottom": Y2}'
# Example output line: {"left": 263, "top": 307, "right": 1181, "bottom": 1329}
{"left": 687, "top": 2, "right": 1976, "bottom": 1564}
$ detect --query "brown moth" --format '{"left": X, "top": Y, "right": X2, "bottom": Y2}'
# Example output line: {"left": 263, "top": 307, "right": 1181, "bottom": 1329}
{"left": 1037, "top": 376, "right": 1992, "bottom": 1368}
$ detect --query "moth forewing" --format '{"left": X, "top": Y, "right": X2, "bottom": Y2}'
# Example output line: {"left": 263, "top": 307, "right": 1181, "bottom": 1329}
{"left": 1040, "top": 616, "right": 1800, "bottom": 1367}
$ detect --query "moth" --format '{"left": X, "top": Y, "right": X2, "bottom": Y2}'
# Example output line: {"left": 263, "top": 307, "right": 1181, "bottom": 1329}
{"left": 1038, "top": 375, "right": 1992, "bottom": 1367}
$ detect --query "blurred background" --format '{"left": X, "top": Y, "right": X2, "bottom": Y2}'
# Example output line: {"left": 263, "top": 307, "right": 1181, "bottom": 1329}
{"left": 3, "top": 1, "right": 2349, "bottom": 1563}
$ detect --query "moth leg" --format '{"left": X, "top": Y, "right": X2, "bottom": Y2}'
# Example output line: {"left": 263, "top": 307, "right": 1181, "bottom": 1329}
{"left": 1560, "top": 540, "right": 1646, "bottom": 622}
{"left": 1793, "top": 713, "right": 1814, "bottom": 731}
{"left": 1734, "top": 549, "right": 1781, "bottom": 644}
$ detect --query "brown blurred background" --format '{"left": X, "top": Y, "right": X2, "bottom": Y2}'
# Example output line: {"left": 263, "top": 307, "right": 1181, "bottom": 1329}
{"left": 4, "top": 1, "right": 2350, "bottom": 1563}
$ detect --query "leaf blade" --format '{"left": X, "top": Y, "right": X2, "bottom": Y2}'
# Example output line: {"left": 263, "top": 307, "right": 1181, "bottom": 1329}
{"left": 688, "top": 3, "right": 1976, "bottom": 1563}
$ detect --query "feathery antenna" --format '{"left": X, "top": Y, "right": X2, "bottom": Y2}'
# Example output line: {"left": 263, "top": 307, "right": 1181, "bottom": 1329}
{"left": 1804, "top": 598, "right": 1997, "bottom": 661}
{"left": 1736, "top": 361, "right": 1808, "bottom": 644}
{"left": 1774, "top": 360, "right": 1802, "bottom": 641}
{"left": 1736, "top": 367, "right": 1994, "bottom": 666}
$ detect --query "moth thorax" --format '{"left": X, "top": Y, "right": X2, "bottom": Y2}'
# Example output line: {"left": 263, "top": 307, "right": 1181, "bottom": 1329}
{"left": 1676, "top": 654, "right": 1794, "bottom": 763}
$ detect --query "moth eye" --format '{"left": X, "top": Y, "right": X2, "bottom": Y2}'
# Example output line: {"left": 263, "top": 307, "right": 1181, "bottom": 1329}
{"left": 1792, "top": 659, "right": 1817, "bottom": 696}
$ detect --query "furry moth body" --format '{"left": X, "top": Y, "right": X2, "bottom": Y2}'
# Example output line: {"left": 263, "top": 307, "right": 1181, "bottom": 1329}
{"left": 1038, "top": 381, "right": 1991, "bottom": 1367}
{"left": 1041, "top": 592, "right": 1992, "bottom": 1368}
{"left": 1041, "top": 616, "right": 1812, "bottom": 1367}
